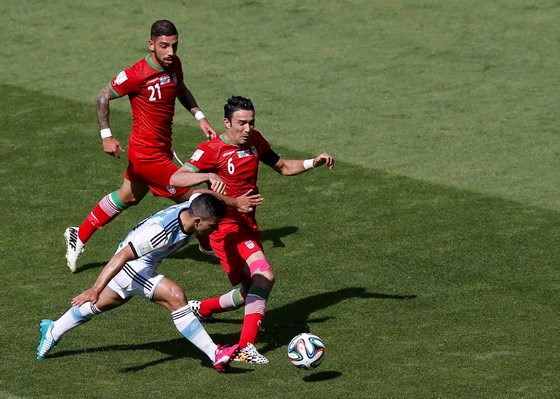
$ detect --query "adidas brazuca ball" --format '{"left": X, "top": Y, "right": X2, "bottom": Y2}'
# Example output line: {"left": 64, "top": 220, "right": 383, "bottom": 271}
{"left": 287, "top": 333, "right": 326, "bottom": 369}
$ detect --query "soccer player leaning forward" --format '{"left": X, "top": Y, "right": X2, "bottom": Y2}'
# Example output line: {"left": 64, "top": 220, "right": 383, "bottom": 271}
{"left": 169, "top": 96, "right": 335, "bottom": 364}
{"left": 38, "top": 192, "right": 262, "bottom": 372}
{"left": 64, "top": 20, "right": 217, "bottom": 273}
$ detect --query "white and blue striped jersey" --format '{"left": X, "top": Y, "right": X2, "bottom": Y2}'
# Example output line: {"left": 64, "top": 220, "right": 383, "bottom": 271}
{"left": 115, "top": 199, "right": 195, "bottom": 271}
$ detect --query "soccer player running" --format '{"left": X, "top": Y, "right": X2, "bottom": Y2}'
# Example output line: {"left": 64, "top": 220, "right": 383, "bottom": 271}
{"left": 38, "top": 192, "right": 262, "bottom": 372}
{"left": 65, "top": 20, "right": 217, "bottom": 273}
{"left": 169, "top": 96, "right": 334, "bottom": 364}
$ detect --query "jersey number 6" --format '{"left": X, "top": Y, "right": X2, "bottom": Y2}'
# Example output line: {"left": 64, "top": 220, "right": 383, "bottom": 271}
{"left": 227, "top": 158, "right": 235, "bottom": 174}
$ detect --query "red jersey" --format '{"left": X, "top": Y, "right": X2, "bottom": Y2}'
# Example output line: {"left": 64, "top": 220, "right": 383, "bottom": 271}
{"left": 185, "top": 131, "right": 276, "bottom": 229}
{"left": 110, "top": 55, "right": 184, "bottom": 156}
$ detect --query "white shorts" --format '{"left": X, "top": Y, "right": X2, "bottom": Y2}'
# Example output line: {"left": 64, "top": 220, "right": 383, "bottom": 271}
{"left": 107, "top": 262, "right": 165, "bottom": 300}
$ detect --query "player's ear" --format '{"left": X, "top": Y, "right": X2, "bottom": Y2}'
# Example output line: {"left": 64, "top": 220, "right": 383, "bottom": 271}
{"left": 149, "top": 39, "right": 155, "bottom": 52}
{"left": 224, "top": 118, "right": 231, "bottom": 129}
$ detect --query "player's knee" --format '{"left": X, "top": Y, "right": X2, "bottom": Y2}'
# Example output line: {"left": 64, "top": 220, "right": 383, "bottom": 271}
{"left": 167, "top": 287, "right": 188, "bottom": 310}
{"left": 252, "top": 268, "right": 275, "bottom": 291}
{"left": 120, "top": 196, "right": 140, "bottom": 207}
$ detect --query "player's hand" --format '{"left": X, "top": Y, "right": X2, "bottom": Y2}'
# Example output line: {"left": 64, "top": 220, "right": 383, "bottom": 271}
{"left": 199, "top": 119, "right": 217, "bottom": 140}
{"left": 102, "top": 137, "right": 125, "bottom": 158}
{"left": 313, "top": 153, "right": 334, "bottom": 170}
{"left": 208, "top": 173, "right": 227, "bottom": 194}
{"left": 71, "top": 288, "right": 101, "bottom": 307}
{"left": 235, "top": 189, "right": 264, "bottom": 213}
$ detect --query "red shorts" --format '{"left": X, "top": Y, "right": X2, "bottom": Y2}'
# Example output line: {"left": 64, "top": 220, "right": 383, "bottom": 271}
{"left": 125, "top": 150, "right": 190, "bottom": 197}
{"left": 210, "top": 223, "right": 264, "bottom": 286}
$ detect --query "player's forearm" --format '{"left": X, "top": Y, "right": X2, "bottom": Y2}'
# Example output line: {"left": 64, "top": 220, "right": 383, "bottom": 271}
{"left": 170, "top": 168, "right": 210, "bottom": 187}
{"left": 177, "top": 87, "right": 200, "bottom": 115}
{"left": 90, "top": 249, "right": 131, "bottom": 292}
{"left": 96, "top": 86, "right": 113, "bottom": 129}
{"left": 275, "top": 159, "right": 309, "bottom": 176}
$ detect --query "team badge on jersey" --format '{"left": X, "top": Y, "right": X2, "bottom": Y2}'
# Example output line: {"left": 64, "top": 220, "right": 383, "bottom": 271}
{"left": 237, "top": 149, "right": 252, "bottom": 158}
{"left": 171, "top": 72, "right": 177, "bottom": 83}
{"left": 159, "top": 74, "right": 171, "bottom": 85}
{"left": 245, "top": 240, "right": 256, "bottom": 249}
{"left": 190, "top": 149, "right": 204, "bottom": 161}
{"left": 166, "top": 185, "right": 177, "bottom": 195}
{"left": 250, "top": 146, "right": 258, "bottom": 156}
{"left": 114, "top": 71, "right": 128, "bottom": 85}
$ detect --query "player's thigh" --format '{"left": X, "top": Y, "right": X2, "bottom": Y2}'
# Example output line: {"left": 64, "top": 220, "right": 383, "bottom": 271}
{"left": 212, "top": 230, "right": 265, "bottom": 285}
{"left": 117, "top": 178, "right": 150, "bottom": 205}
{"left": 108, "top": 262, "right": 166, "bottom": 301}
{"left": 152, "top": 277, "right": 188, "bottom": 311}
{"left": 130, "top": 155, "right": 190, "bottom": 198}
{"left": 95, "top": 287, "right": 131, "bottom": 312}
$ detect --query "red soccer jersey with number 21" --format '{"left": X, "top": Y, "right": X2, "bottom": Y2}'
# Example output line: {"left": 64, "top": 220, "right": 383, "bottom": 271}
{"left": 110, "top": 55, "right": 184, "bottom": 155}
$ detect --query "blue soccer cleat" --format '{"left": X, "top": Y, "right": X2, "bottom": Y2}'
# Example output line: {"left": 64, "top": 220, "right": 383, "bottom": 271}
{"left": 37, "top": 319, "right": 57, "bottom": 360}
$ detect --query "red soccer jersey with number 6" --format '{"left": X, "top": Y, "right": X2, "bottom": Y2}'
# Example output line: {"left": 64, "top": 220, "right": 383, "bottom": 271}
{"left": 185, "top": 132, "right": 273, "bottom": 228}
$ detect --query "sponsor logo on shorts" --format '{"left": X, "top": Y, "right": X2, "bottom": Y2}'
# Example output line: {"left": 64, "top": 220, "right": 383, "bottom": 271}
{"left": 139, "top": 242, "right": 152, "bottom": 253}
{"left": 245, "top": 240, "right": 255, "bottom": 249}
{"left": 166, "top": 185, "right": 177, "bottom": 194}
{"left": 114, "top": 71, "right": 128, "bottom": 85}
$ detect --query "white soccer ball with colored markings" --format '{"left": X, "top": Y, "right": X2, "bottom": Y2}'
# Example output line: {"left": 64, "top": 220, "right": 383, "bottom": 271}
{"left": 287, "top": 333, "right": 326, "bottom": 370}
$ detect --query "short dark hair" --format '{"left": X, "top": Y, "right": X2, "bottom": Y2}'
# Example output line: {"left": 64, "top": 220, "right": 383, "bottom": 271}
{"left": 188, "top": 193, "right": 226, "bottom": 221}
{"left": 224, "top": 96, "right": 254, "bottom": 121}
{"left": 151, "top": 20, "right": 178, "bottom": 38}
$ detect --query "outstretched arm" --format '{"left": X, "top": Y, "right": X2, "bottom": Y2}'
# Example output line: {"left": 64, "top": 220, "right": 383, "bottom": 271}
{"left": 170, "top": 164, "right": 227, "bottom": 194}
{"left": 71, "top": 245, "right": 136, "bottom": 306}
{"left": 177, "top": 81, "right": 217, "bottom": 139}
{"left": 97, "top": 85, "right": 125, "bottom": 158}
{"left": 171, "top": 167, "right": 263, "bottom": 213}
{"left": 271, "top": 152, "right": 335, "bottom": 176}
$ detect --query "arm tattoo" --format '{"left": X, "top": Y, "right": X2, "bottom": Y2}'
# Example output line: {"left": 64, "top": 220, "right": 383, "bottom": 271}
{"left": 96, "top": 86, "right": 117, "bottom": 129}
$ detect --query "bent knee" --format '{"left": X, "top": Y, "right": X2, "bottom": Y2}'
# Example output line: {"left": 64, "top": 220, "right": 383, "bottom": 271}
{"left": 252, "top": 268, "right": 275, "bottom": 289}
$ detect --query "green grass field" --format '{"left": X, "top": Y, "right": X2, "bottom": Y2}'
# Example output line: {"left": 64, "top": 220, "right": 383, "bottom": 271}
{"left": 2, "top": 0, "right": 560, "bottom": 398}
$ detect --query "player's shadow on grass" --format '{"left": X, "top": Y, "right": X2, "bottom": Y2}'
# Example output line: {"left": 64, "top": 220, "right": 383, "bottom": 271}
{"left": 49, "top": 287, "right": 414, "bottom": 372}
{"left": 75, "top": 261, "right": 106, "bottom": 273}
{"left": 49, "top": 337, "right": 252, "bottom": 374}
{"left": 200, "top": 287, "right": 415, "bottom": 354}
{"left": 259, "top": 287, "right": 415, "bottom": 354}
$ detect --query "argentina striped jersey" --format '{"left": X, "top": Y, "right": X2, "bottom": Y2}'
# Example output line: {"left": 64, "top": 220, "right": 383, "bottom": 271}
{"left": 115, "top": 200, "right": 195, "bottom": 270}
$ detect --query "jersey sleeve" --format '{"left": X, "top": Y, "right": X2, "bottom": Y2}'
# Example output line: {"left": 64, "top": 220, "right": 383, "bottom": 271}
{"left": 252, "top": 131, "right": 278, "bottom": 165}
{"left": 184, "top": 142, "right": 218, "bottom": 172}
{"left": 110, "top": 66, "right": 140, "bottom": 98}
{"left": 260, "top": 149, "right": 280, "bottom": 166}
{"left": 127, "top": 224, "right": 168, "bottom": 258}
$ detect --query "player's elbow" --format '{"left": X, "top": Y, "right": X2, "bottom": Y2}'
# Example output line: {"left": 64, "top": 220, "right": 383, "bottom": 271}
{"left": 169, "top": 172, "right": 182, "bottom": 187}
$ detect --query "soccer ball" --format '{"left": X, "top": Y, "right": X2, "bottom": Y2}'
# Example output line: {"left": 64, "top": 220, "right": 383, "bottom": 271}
{"left": 287, "top": 333, "right": 326, "bottom": 370}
